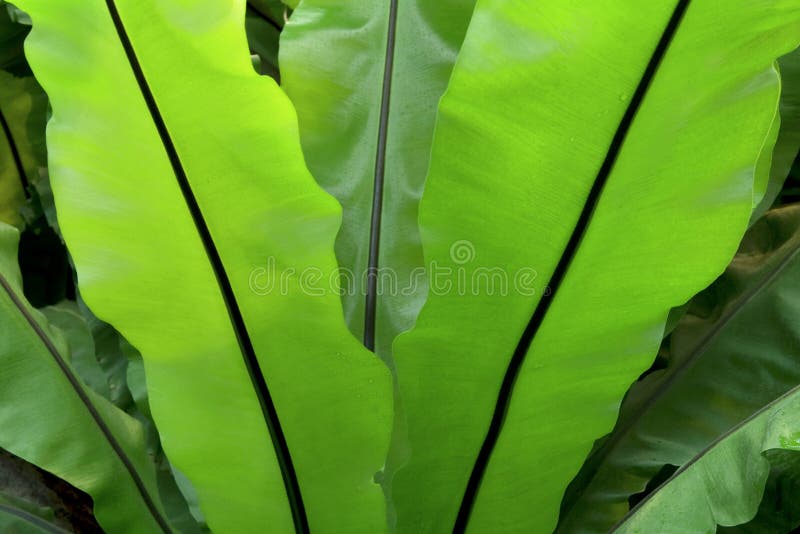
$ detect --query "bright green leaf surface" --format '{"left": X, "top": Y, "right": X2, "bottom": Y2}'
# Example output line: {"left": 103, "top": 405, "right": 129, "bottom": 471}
{"left": 390, "top": 1, "right": 800, "bottom": 531}
{"left": 559, "top": 204, "right": 800, "bottom": 532}
{"left": 280, "top": 0, "right": 476, "bottom": 358}
{"left": 613, "top": 386, "right": 800, "bottom": 533}
{"left": 0, "top": 223, "right": 170, "bottom": 532}
{"left": 17, "top": 0, "right": 392, "bottom": 532}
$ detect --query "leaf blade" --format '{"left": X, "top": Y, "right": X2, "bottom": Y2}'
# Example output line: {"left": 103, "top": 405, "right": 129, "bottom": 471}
{"left": 390, "top": 1, "right": 800, "bottom": 531}
{"left": 16, "top": 0, "right": 393, "bottom": 531}
{"left": 280, "top": 0, "right": 477, "bottom": 357}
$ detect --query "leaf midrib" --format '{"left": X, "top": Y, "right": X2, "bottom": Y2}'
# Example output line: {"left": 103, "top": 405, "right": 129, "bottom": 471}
{"left": 363, "top": 0, "right": 399, "bottom": 352}
{"left": 453, "top": 0, "right": 693, "bottom": 530}
{"left": 102, "top": 1, "right": 308, "bottom": 531}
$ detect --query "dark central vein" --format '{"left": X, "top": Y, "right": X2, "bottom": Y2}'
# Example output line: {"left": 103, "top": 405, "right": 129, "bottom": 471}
{"left": 364, "top": 0, "right": 399, "bottom": 351}
{"left": 0, "top": 274, "right": 172, "bottom": 533}
{"left": 453, "top": 1, "right": 693, "bottom": 530}
{"left": 0, "top": 106, "right": 31, "bottom": 198}
{"left": 104, "top": 2, "right": 308, "bottom": 532}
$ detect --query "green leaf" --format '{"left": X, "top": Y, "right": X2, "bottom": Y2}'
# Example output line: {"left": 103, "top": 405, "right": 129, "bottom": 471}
{"left": 249, "top": 0, "right": 288, "bottom": 25}
{"left": 389, "top": 1, "right": 800, "bottom": 531}
{"left": 16, "top": 0, "right": 393, "bottom": 532}
{"left": 0, "top": 223, "right": 171, "bottom": 532}
{"left": 118, "top": 319, "right": 210, "bottom": 532}
{"left": 40, "top": 301, "right": 112, "bottom": 400}
{"left": 720, "top": 449, "right": 800, "bottom": 533}
{"left": 246, "top": 6, "right": 281, "bottom": 80}
{"left": 0, "top": 7, "right": 48, "bottom": 228}
{"left": 0, "top": 449, "right": 93, "bottom": 533}
{"left": 44, "top": 298, "right": 206, "bottom": 531}
{"left": 558, "top": 203, "right": 800, "bottom": 532}
{"left": 0, "top": 70, "right": 47, "bottom": 228}
{"left": 280, "top": 0, "right": 477, "bottom": 357}
{"left": 0, "top": 1, "right": 30, "bottom": 75}
{"left": 612, "top": 386, "right": 800, "bottom": 532}
{"left": 75, "top": 296, "right": 137, "bottom": 410}
{"left": 0, "top": 496, "right": 69, "bottom": 534}
{"left": 752, "top": 49, "right": 800, "bottom": 221}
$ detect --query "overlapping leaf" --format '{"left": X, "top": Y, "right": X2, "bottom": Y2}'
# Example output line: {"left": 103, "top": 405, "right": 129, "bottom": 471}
{"left": 0, "top": 222, "right": 171, "bottom": 532}
{"left": 752, "top": 49, "right": 800, "bottom": 220}
{"left": 281, "top": 0, "right": 477, "bottom": 357}
{"left": 613, "top": 385, "right": 800, "bottom": 533}
{"left": 559, "top": 203, "right": 800, "bottom": 531}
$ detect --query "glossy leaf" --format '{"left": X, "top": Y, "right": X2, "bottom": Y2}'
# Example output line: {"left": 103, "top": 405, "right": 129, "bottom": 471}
{"left": 559, "top": 203, "right": 800, "bottom": 532}
{"left": 0, "top": 222, "right": 171, "bottom": 532}
{"left": 389, "top": 1, "right": 800, "bottom": 531}
{"left": 613, "top": 386, "right": 800, "bottom": 532}
{"left": 280, "top": 0, "right": 477, "bottom": 357}
{"left": 17, "top": 0, "right": 392, "bottom": 532}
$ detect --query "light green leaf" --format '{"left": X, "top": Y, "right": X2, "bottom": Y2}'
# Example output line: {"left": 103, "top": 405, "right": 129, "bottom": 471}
{"left": 280, "top": 0, "right": 477, "bottom": 357}
{"left": 613, "top": 386, "right": 800, "bottom": 533}
{"left": 558, "top": 203, "right": 800, "bottom": 532}
{"left": 0, "top": 449, "right": 94, "bottom": 533}
{"left": 390, "top": 1, "right": 800, "bottom": 531}
{"left": 119, "top": 323, "right": 210, "bottom": 532}
{"left": 17, "top": 0, "right": 393, "bottom": 532}
{"left": 0, "top": 223, "right": 171, "bottom": 532}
